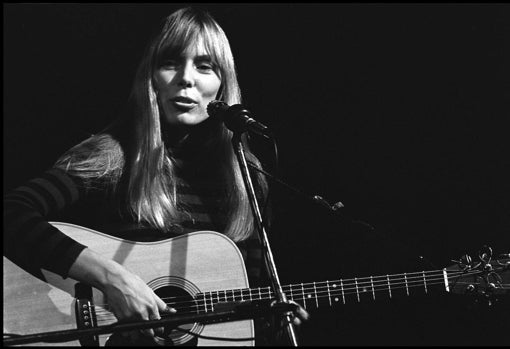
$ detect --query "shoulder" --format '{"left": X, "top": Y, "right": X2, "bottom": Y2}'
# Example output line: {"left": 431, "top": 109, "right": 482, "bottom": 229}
{"left": 54, "top": 133, "right": 125, "bottom": 177}
{"left": 77, "top": 133, "right": 124, "bottom": 154}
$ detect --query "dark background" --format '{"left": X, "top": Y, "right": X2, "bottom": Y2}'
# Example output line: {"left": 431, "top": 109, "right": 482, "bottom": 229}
{"left": 4, "top": 3, "right": 510, "bottom": 345}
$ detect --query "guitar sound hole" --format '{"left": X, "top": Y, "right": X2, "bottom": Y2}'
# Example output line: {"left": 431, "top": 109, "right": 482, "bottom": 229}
{"left": 153, "top": 285, "right": 200, "bottom": 346}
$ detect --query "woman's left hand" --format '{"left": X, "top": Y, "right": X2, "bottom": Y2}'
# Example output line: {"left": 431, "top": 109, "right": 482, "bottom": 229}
{"left": 287, "top": 300, "right": 310, "bottom": 326}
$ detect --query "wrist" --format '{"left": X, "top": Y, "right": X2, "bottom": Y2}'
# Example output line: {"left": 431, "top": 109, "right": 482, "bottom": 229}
{"left": 68, "top": 248, "right": 125, "bottom": 292}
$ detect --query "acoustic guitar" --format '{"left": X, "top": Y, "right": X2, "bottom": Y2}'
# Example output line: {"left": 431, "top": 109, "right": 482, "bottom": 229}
{"left": 3, "top": 222, "right": 509, "bottom": 346}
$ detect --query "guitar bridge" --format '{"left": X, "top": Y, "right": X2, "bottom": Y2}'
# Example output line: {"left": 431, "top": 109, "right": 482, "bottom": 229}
{"left": 74, "top": 283, "right": 99, "bottom": 346}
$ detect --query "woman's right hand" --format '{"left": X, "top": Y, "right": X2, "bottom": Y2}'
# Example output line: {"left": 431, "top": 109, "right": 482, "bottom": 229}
{"left": 102, "top": 264, "right": 177, "bottom": 341}
{"left": 68, "top": 248, "right": 177, "bottom": 343}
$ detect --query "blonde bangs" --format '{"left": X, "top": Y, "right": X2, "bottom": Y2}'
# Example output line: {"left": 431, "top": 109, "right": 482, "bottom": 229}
{"left": 153, "top": 11, "right": 239, "bottom": 104}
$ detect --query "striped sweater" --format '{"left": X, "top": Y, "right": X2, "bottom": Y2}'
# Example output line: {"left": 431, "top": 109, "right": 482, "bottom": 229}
{"left": 3, "top": 167, "right": 265, "bottom": 286}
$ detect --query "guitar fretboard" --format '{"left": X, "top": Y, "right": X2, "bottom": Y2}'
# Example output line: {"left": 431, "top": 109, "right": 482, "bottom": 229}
{"left": 196, "top": 268, "right": 474, "bottom": 313}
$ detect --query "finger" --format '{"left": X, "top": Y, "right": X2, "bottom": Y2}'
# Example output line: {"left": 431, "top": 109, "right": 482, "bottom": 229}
{"left": 288, "top": 300, "right": 309, "bottom": 321}
{"left": 141, "top": 311, "right": 160, "bottom": 338}
{"left": 144, "top": 305, "right": 165, "bottom": 338}
{"left": 292, "top": 317, "right": 302, "bottom": 326}
{"left": 153, "top": 296, "right": 176, "bottom": 337}
{"left": 141, "top": 326, "right": 155, "bottom": 338}
{"left": 156, "top": 306, "right": 177, "bottom": 337}
{"left": 164, "top": 305, "right": 177, "bottom": 313}
{"left": 155, "top": 295, "right": 175, "bottom": 313}
{"left": 296, "top": 307, "right": 310, "bottom": 321}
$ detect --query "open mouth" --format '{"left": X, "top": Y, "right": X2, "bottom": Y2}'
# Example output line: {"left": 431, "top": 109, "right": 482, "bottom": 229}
{"left": 170, "top": 96, "right": 198, "bottom": 110}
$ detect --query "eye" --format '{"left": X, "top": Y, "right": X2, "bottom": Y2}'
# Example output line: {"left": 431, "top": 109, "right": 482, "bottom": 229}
{"left": 160, "top": 59, "right": 178, "bottom": 70}
{"left": 196, "top": 59, "right": 215, "bottom": 72}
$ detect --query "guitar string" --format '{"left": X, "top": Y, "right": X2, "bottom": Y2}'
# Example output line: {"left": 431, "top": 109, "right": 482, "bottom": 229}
{"left": 91, "top": 273, "right": 491, "bottom": 320}
{"left": 89, "top": 269, "right": 482, "bottom": 313}
{"left": 93, "top": 278, "right": 510, "bottom": 324}
{"left": 91, "top": 272, "right": 470, "bottom": 316}
{"left": 90, "top": 271, "right": 485, "bottom": 321}
{"left": 92, "top": 278, "right": 456, "bottom": 323}
{"left": 89, "top": 269, "right": 486, "bottom": 316}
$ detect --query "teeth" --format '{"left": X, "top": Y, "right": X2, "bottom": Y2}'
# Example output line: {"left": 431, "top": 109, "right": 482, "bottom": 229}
{"left": 174, "top": 98, "right": 195, "bottom": 103}
{"left": 172, "top": 100, "right": 196, "bottom": 110}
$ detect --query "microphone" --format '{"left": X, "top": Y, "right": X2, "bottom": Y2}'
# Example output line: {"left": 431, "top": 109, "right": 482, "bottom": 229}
{"left": 207, "top": 100, "right": 272, "bottom": 139}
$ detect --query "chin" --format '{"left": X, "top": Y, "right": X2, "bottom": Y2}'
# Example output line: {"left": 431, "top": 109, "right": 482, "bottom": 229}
{"left": 166, "top": 114, "right": 208, "bottom": 126}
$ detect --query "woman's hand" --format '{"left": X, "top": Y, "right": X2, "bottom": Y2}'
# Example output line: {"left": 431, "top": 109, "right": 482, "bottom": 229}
{"left": 68, "top": 248, "right": 177, "bottom": 343}
{"left": 102, "top": 265, "right": 176, "bottom": 341}
{"left": 270, "top": 299, "right": 310, "bottom": 326}
{"left": 287, "top": 300, "right": 310, "bottom": 326}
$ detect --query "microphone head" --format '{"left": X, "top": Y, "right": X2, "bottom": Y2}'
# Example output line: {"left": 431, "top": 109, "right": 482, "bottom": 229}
{"left": 207, "top": 100, "right": 229, "bottom": 118}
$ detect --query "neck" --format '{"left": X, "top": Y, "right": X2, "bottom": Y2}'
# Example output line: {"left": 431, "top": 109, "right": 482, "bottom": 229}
{"left": 163, "top": 120, "right": 224, "bottom": 174}
{"left": 163, "top": 125, "right": 193, "bottom": 150}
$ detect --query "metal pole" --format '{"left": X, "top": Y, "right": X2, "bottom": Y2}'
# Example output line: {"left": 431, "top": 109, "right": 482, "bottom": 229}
{"left": 232, "top": 133, "right": 299, "bottom": 346}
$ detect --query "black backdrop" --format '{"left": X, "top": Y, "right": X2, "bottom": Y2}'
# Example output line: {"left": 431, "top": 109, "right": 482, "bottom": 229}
{"left": 4, "top": 3, "right": 510, "bottom": 345}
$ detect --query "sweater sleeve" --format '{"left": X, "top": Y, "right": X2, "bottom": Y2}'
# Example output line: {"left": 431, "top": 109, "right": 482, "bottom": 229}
{"left": 3, "top": 168, "right": 88, "bottom": 278}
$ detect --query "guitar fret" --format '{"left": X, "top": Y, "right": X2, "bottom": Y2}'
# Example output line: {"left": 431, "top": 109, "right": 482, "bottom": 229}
{"left": 313, "top": 282, "right": 319, "bottom": 308}
{"left": 268, "top": 287, "right": 272, "bottom": 301}
{"left": 354, "top": 278, "right": 360, "bottom": 302}
{"left": 231, "top": 289, "right": 235, "bottom": 302}
{"left": 248, "top": 288, "right": 253, "bottom": 301}
{"left": 422, "top": 271, "right": 428, "bottom": 293}
{"left": 326, "top": 281, "right": 332, "bottom": 306}
{"left": 289, "top": 284, "right": 294, "bottom": 302}
{"left": 443, "top": 268, "right": 450, "bottom": 292}
{"left": 370, "top": 276, "right": 376, "bottom": 300}
{"left": 216, "top": 290, "right": 220, "bottom": 305}
{"left": 203, "top": 293, "right": 208, "bottom": 313}
{"left": 301, "top": 283, "right": 306, "bottom": 309}
{"left": 404, "top": 273, "right": 409, "bottom": 296}
{"left": 340, "top": 280, "right": 345, "bottom": 304}
{"left": 209, "top": 291, "right": 215, "bottom": 311}
{"left": 240, "top": 289, "right": 244, "bottom": 301}
{"left": 386, "top": 275, "right": 392, "bottom": 298}
{"left": 223, "top": 290, "right": 227, "bottom": 302}
{"left": 258, "top": 287, "right": 262, "bottom": 300}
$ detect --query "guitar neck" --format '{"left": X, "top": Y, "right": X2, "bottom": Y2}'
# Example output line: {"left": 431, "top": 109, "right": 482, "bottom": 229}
{"left": 198, "top": 268, "right": 479, "bottom": 312}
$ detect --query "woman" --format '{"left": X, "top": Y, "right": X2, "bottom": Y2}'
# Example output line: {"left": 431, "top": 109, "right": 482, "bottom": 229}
{"left": 4, "top": 7, "right": 307, "bottom": 345}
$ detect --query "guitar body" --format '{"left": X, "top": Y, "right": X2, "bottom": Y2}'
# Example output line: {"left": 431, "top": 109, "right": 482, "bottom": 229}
{"left": 3, "top": 222, "right": 254, "bottom": 346}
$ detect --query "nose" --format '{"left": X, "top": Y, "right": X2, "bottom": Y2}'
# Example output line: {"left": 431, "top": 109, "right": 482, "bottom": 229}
{"left": 177, "top": 61, "right": 195, "bottom": 88}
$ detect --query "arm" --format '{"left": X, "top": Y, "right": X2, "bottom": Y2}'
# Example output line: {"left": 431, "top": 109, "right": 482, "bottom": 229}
{"left": 68, "top": 247, "right": 172, "bottom": 337}
{"left": 3, "top": 168, "right": 87, "bottom": 277}
{"left": 3, "top": 168, "right": 174, "bottom": 339}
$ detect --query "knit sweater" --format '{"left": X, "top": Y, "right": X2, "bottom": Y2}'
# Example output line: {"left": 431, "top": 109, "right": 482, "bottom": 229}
{"left": 3, "top": 166, "right": 265, "bottom": 286}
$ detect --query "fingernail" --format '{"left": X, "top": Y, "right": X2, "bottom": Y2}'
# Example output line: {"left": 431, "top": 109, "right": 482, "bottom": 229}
{"left": 166, "top": 306, "right": 177, "bottom": 313}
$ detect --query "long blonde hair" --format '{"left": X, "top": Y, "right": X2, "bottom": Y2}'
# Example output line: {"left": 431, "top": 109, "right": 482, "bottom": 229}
{"left": 55, "top": 7, "right": 266, "bottom": 242}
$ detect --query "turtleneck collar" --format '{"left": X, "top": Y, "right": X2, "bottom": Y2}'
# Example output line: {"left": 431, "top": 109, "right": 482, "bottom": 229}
{"left": 162, "top": 116, "right": 225, "bottom": 175}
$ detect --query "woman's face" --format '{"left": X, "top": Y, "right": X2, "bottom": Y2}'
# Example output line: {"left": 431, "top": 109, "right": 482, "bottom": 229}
{"left": 154, "top": 40, "right": 222, "bottom": 127}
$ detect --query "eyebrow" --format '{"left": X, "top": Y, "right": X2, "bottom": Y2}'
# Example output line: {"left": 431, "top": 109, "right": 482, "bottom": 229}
{"left": 159, "top": 51, "right": 213, "bottom": 61}
{"left": 194, "top": 54, "right": 212, "bottom": 60}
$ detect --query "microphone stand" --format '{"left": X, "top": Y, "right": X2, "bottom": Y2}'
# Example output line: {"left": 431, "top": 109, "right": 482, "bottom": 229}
{"left": 231, "top": 133, "right": 299, "bottom": 347}
{"left": 3, "top": 301, "right": 298, "bottom": 346}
